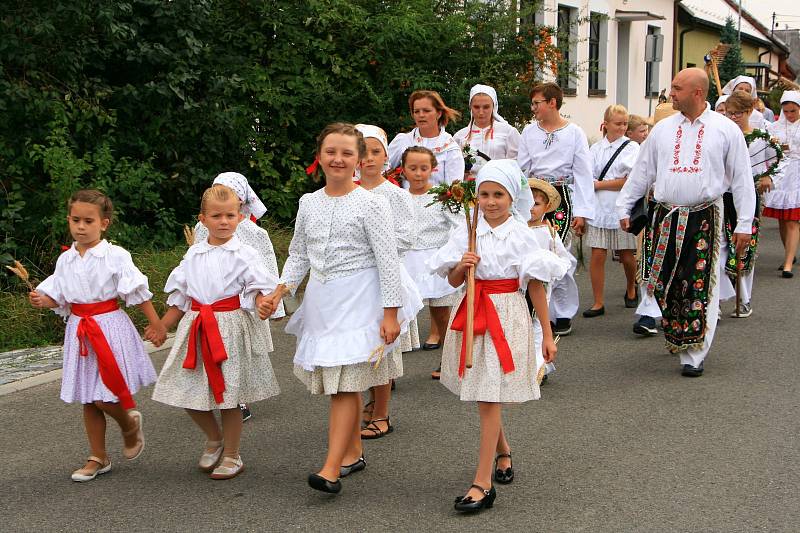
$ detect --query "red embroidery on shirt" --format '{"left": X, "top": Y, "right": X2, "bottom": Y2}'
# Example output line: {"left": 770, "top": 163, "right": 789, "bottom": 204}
{"left": 669, "top": 124, "right": 705, "bottom": 174}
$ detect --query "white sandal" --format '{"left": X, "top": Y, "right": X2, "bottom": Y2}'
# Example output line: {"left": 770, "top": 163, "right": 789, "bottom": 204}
{"left": 122, "top": 410, "right": 145, "bottom": 460}
{"left": 198, "top": 440, "right": 224, "bottom": 472}
{"left": 210, "top": 455, "right": 244, "bottom": 480}
{"left": 71, "top": 456, "right": 112, "bottom": 482}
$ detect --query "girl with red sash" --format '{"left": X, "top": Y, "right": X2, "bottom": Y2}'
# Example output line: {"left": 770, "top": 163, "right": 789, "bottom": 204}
{"left": 428, "top": 160, "right": 569, "bottom": 512}
{"left": 151, "top": 185, "right": 279, "bottom": 480}
{"left": 30, "top": 189, "right": 165, "bottom": 482}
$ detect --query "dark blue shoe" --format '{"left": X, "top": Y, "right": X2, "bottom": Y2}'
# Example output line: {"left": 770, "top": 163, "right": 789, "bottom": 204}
{"left": 681, "top": 362, "right": 704, "bottom": 377}
{"left": 633, "top": 316, "right": 658, "bottom": 336}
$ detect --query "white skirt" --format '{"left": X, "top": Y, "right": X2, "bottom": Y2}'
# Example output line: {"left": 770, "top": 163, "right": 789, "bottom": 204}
{"left": 286, "top": 267, "right": 423, "bottom": 371}
{"left": 586, "top": 224, "right": 637, "bottom": 251}
{"left": 404, "top": 249, "right": 461, "bottom": 300}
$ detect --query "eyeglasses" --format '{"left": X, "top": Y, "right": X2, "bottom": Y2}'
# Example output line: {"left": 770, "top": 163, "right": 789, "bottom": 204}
{"left": 724, "top": 111, "right": 744, "bottom": 119}
{"left": 530, "top": 99, "right": 549, "bottom": 109}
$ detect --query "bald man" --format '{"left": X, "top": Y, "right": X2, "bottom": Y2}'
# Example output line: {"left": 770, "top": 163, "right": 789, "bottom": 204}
{"left": 616, "top": 68, "right": 756, "bottom": 377}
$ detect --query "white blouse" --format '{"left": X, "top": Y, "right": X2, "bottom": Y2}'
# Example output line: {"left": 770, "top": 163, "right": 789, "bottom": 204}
{"left": 453, "top": 121, "right": 522, "bottom": 175}
{"left": 409, "top": 192, "right": 462, "bottom": 250}
{"left": 517, "top": 122, "right": 595, "bottom": 220}
{"left": 37, "top": 239, "right": 152, "bottom": 319}
{"left": 280, "top": 187, "right": 402, "bottom": 308}
{"left": 589, "top": 136, "right": 640, "bottom": 229}
{"left": 617, "top": 104, "right": 757, "bottom": 234}
{"left": 528, "top": 224, "right": 577, "bottom": 298}
{"left": 388, "top": 128, "right": 465, "bottom": 186}
{"left": 165, "top": 235, "right": 278, "bottom": 312}
{"left": 363, "top": 181, "right": 415, "bottom": 256}
{"left": 194, "top": 218, "right": 285, "bottom": 318}
{"left": 428, "top": 214, "right": 570, "bottom": 287}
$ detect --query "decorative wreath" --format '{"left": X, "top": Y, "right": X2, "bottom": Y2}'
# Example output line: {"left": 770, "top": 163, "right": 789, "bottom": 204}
{"left": 744, "top": 129, "right": 783, "bottom": 181}
{"left": 427, "top": 178, "right": 476, "bottom": 215}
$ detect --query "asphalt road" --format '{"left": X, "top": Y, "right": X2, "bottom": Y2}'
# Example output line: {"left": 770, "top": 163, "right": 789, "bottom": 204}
{"left": 1, "top": 218, "right": 798, "bottom": 532}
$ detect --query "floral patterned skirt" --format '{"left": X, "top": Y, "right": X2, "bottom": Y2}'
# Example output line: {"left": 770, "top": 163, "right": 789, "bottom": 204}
{"left": 723, "top": 191, "right": 760, "bottom": 275}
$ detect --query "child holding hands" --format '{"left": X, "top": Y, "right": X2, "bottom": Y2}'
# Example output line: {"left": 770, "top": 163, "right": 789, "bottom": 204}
{"left": 151, "top": 184, "right": 280, "bottom": 480}
{"left": 29, "top": 189, "right": 165, "bottom": 481}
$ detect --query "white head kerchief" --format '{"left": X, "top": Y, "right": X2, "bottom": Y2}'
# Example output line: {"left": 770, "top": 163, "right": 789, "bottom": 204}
{"left": 469, "top": 84, "right": 508, "bottom": 125}
{"left": 714, "top": 94, "right": 729, "bottom": 110}
{"left": 776, "top": 90, "right": 800, "bottom": 125}
{"left": 476, "top": 159, "right": 533, "bottom": 223}
{"left": 355, "top": 124, "right": 390, "bottom": 174}
{"left": 722, "top": 75, "right": 757, "bottom": 98}
{"left": 212, "top": 172, "right": 267, "bottom": 220}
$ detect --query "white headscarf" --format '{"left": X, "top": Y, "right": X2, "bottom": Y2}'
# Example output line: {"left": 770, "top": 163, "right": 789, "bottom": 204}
{"left": 722, "top": 75, "right": 758, "bottom": 98}
{"left": 212, "top": 172, "right": 267, "bottom": 220}
{"left": 469, "top": 84, "right": 508, "bottom": 125}
{"left": 776, "top": 90, "right": 800, "bottom": 125}
{"left": 475, "top": 159, "right": 533, "bottom": 223}
{"left": 355, "top": 124, "right": 390, "bottom": 173}
{"left": 714, "top": 94, "right": 729, "bottom": 110}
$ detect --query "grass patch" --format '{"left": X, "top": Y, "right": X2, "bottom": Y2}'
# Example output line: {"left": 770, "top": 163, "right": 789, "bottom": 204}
{"left": 0, "top": 219, "right": 295, "bottom": 352}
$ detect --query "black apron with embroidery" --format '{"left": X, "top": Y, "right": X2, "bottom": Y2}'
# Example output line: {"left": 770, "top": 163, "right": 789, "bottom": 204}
{"left": 722, "top": 191, "right": 760, "bottom": 276}
{"left": 646, "top": 202, "right": 719, "bottom": 352}
{"left": 544, "top": 184, "right": 572, "bottom": 242}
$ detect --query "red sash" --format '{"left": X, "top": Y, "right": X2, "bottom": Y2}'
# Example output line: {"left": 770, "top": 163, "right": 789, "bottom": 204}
{"left": 184, "top": 295, "right": 241, "bottom": 404}
{"left": 71, "top": 299, "right": 135, "bottom": 409}
{"left": 450, "top": 279, "right": 518, "bottom": 378}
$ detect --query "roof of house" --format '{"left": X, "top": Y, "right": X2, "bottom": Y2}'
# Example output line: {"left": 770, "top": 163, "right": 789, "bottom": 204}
{"left": 679, "top": 0, "right": 789, "bottom": 53}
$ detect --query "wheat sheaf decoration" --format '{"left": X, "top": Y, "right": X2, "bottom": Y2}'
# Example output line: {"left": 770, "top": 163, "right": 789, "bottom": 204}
{"left": 6, "top": 260, "right": 36, "bottom": 292}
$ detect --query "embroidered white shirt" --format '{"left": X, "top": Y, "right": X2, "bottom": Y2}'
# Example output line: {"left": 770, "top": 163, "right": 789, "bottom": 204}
{"left": 589, "top": 136, "right": 640, "bottom": 229}
{"left": 388, "top": 128, "right": 465, "bottom": 186}
{"left": 409, "top": 192, "right": 462, "bottom": 250}
{"left": 280, "top": 187, "right": 402, "bottom": 308}
{"left": 164, "top": 235, "right": 278, "bottom": 312}
{"left": 517, "top": 121, "right": 595, "bottom": 219}
{"left": 617, "top": 104, "right": 757, "bottom": 234}
{"left": 453, "top": 121, "right": 522, "bottom": 175}
{"left": 37, "top": 239, "right": 152, "bottom": 318}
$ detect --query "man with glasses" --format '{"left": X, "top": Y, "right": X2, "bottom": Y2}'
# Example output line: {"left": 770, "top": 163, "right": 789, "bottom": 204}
{"left": 518, "top": 82, "right": 594, "bottom": 336}
{"left": 617, "top": 68, "right": 755, "bottom": 377}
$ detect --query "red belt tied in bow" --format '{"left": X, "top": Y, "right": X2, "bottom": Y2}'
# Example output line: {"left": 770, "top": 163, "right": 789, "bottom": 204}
{"left": 450, "top": 279, "right": 519, "bottom": 378}
{"left": 72, "top": 299, "right": 135, "bottom": 409}
{"left": 184, "top": 295, "right": 241, "bottom": 404}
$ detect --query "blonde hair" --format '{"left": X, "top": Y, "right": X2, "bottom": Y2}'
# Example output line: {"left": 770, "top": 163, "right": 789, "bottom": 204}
{"left": 602, "top": 104, "right": 629, "bottom": 135}
{"left": 200, "top": 184, "right": 240, "bottom": 214}
{"left": 68, "top": 189, "right": 114, "bottom": 224}
{"left": 626, "top": 114, "right": 649, "bottom": 135}
{"left": 725, "top": 91, "right": 754, "bottom": 114}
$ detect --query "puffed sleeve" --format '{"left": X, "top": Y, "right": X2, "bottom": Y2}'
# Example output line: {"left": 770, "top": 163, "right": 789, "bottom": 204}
{"left": 615, "top": 141, "right": 640, "bottom": 178}
{"left": 504, "top": 125, "right": 522, "bottom": 160}
{"left": 364, "top": 195, "right": 402, "bottom": 308}
{"left": 427, "top": 218, "right": 469, "bottom": 278}
{"left": 388, "top": 132, "right": 412, "bottom": 170}
{"left": 279, "top": 194, "right": 311, "bottom": 296}
{"left": 36, "top": 258, "right": 69, "bottom": 319}
{"left": 237, "top": 245, "right": 279, "bottom": 310}
{"left": 111, "top": 247, "right": 153, "bottom": 306}
{"left": 513, "top": 229, "right": 570, "bottom": 287}
{"left": 164, "top": 257, "right": 191, "bottom": 312}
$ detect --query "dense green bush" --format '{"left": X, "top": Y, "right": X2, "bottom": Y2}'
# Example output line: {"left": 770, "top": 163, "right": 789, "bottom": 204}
{"left": 1, "top": 0, "right": 561, "bottom": 280}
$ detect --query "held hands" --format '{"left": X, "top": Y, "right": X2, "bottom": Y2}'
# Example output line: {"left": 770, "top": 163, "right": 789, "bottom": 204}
{"left": 28, "top": 291, "right": 57, "bottom": 309}
{"left": 571, "top": 216, "right": 586, "bottom": 237}
{"left": 144, "top": 322, "right": 167, "bottom": 347}
{"left": 255, "top": 293, "right": 276, "bottom": 321}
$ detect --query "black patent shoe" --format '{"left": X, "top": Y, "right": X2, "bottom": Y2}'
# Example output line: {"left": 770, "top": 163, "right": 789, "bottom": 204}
{"left": 339, "top": 456, "right": 366, "bottom": 478}
{"left": 308, "top": 473, "right": 341, "bottom": 493}
{"left": 493, "top": 453, "right": 514, "bottom": 484}
{"left": 454, "top": 484, "right": 496, "bottom": 512}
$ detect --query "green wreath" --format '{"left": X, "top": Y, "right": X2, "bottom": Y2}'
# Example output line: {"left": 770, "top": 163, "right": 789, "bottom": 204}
{"left": 745, "top": 129, "right": 783, "bottom": 181}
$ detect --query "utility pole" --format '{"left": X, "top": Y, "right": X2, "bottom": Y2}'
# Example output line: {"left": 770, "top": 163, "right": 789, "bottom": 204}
{"left": 737, "top": 0, "right": 742, "bottom": 42}
{"left": 771, "top": 12, "right": 776, "bottom": 38}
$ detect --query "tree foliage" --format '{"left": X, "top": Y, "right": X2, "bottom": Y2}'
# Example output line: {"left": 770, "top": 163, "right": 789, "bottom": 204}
{"left": 1, "top": 0, "right": 562, "bottom": 276}
{"left": 708, "top": 16, "right": 745, "bottom": 106}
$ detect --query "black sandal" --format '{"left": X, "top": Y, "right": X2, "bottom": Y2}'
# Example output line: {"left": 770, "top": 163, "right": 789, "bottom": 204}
{"left": 454, "top": 483, "right": 496, "bottom": 512}
{"left": 493, "top": 453, "right": 514, "bottom": 484}
{"left": 360, "top": 417, "right": 393, "bottom": 440}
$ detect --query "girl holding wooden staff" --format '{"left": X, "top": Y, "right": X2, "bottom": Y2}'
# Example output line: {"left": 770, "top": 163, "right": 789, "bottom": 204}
{"left": 428, "top": 159, "right": 569, "bottom": 512}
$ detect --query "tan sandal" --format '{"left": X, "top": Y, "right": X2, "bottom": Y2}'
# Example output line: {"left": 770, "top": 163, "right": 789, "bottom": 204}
{"left": 71, "top": 456, "right": 112, "bottom": 482}
{"left": 122, "top": 410, "right": 145, "bottom": 460}
{"left": 199, "top": 440, "right": 224, "bottom": 472}
{"left": 210, "top": 455, "right": 244, "bottom": 480}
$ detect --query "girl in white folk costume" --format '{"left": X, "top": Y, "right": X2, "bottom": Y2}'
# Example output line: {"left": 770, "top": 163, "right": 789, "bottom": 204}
{"left": 388, "top": 90, "right": 465, "bottom": 186}
{"left": 29, "top": 189, "right": 164, "bottom": 482}
{"left": 152, "top": 185, "right": 279, "bottom": 480}
{"left": 527, "top": 178, "right": 576, "bottom": 379}
{"left": 269, "top": 123, "right": 422, "bottom": 494}
{"left": 428, "top": 159, "right": 569, "bottom": 513}
{"left": 355, "top": 123, "right": 423, "bottom": 439}
{"left": 583, "top": 105, "right": 641, "bottom": 318}
{"left": 764, "top": 90, "right": 800, "bottom": 278}
{"left": 722, "top": 75, "right": 766, "bottom": 131}
{"left": 401, "top": 146, "right": 462, "bottom": 379}
{"left": 454, "top": 84, "right": 523, "bottom": 176}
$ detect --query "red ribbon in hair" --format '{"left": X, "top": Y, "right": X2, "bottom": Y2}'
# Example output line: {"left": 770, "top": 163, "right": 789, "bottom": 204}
{"left": 184, "top": 295, "right": 242, "bottom": 404}
{"left": 72, "top": 299, "right": 135, "bottom": 409}
{"left": 305, "top": 157, "right": 320, "bottom": 176}
{"left": 450, "top": 279, "right": 519, "bottom": 378}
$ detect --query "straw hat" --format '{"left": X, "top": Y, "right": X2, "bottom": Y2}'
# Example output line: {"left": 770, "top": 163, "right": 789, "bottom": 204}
{"left": 653, "top": 102, "right": 678, "bottom": 124}
{"left": 527, "top": 178, "right": 561, "bottom": 212}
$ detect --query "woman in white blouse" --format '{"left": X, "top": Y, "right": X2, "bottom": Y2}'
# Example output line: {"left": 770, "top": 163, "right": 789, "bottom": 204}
{"left": 454, "top": 84, "right": 522, "bottom": 176}
{"left": 388, "top": 90, "right": 465, "bottom": 185}
{"left": 584, "top": 105, "right": 640, "bottom": 318}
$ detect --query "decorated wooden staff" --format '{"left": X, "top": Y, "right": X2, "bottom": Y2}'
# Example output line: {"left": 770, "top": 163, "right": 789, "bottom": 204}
{"left": 428, "top": 178, "right": 478, "bottom": 368}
